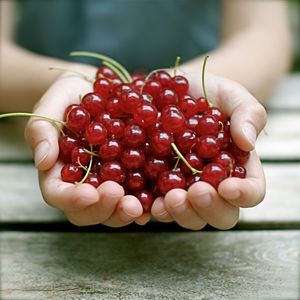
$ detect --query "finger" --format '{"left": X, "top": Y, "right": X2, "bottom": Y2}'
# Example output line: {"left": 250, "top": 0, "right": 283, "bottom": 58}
{"left": 102, "top": 195, "right": 143, "bottom": 228}
{"left": 64, "top": 181, "right": 125, "bottom": 226}
{"left": 39, "top": 161, "right": 99, "bottom": 211}
{"left": 187, "top": 182, "right": 239, "bottom": 230}
{"left": 151, "top": 197, "right": 174, "bottom": 223}
{"left": 25, "top": 72, "right": 93, "bottom": 170}
{"left": 164, "top": 189, "right": 207, "bottom": 230}
{"left": 218, "top": 151, "right": 266, "bottom": 208}
{"left": 135, "top": 213, "right": 151, "bottom": 225}
{"left": 215, "top": 79, "right": 267, "bottom": 151}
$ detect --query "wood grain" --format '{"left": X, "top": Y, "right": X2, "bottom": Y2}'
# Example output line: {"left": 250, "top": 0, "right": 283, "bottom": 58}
{"left": 1, "top": 163, "right": 299, "bottom": 225}
{"left": 0, "top": 231, "right": 299, "bottom": 300}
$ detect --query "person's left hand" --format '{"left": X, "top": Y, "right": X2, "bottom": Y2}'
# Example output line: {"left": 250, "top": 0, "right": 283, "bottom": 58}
{"left": 151, "top": 71, "right": 267, "bottom": 230}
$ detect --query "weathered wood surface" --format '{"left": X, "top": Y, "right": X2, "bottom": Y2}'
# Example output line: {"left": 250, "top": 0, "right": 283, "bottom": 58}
{"left": 267, "top": 73, "right": 300, "bottom": 110}
{"left": 1, "top": 231, "right": 299, "bottom": 300}
{"left": 1, "top": 163, "right": 299, "bottom": 226}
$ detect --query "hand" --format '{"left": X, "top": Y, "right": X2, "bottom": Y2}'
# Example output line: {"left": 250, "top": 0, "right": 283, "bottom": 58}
{"left": 25, "top": 67, "right": 148, "bottom": 227}
{"left": 151, "top": 71, "right": 267, "bottom": 230}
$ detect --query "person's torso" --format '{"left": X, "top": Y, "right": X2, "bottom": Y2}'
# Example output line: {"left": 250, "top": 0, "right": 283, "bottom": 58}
{"left": 15, "top": 0, "right": 221, "bottom": 71}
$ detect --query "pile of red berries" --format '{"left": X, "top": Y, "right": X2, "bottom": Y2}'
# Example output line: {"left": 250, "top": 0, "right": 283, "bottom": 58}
{"left": 59, "top": 54, "right": 249, "bottom": 212}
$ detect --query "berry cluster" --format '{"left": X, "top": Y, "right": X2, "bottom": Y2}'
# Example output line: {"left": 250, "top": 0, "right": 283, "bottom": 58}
{"left": 59, "top": 53, "right": 249, "bottom": 213}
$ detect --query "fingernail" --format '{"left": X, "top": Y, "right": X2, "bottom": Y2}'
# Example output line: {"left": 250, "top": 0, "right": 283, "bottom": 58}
{"left": 196, "top": 193, "right": 212, "bottom": 208}
{"left": 34, "top": 140, "right": 50, "bottom": 167}
{"left": 242, "top": 122, "right": 257, "bottom": 147}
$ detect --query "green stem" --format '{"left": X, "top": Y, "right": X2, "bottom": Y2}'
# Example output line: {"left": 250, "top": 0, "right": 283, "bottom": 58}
{"left": 102, "top": 61, "right": 128, "bottom": 83}
{"left": 173, "top": 56, "right": 181, "bottom": 76}
{"left": 0, "top": 112, "right": 66, "bottom": 127}
{"left": 69, "top": 51, "right": 132, "bottom": 83}
{"left": 76, "top": 146, "right": 93, "bottom": 185}
{"left": 202, "top": 55, "right": 213, "bottom": 107}
{"left": 171, "top": 143, "right": 201, "bottom": 175}
{"left": 172, "top": 157, "right": 181, "bottom": 171}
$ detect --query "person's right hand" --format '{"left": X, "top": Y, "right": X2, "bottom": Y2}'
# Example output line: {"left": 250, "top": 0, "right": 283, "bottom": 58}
{"left": 25, "top": 67, "right": 148, "bottom": 227}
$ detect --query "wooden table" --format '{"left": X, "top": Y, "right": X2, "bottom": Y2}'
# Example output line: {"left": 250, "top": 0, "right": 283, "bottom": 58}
{"left": 1, "top": 74, "right": 299, "bottom": 300}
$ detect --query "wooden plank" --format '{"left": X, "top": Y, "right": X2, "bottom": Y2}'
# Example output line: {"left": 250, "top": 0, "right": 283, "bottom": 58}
{"left": 1, "top": 163, "right": 299, "bottom": 226}
{"left": 0, "top": 231, "right": 299, "bottom": 300}
{"left": 256, "top": 111, "right": 300, "bottom": 160}
{"left": 267, "top": 73, "right": 300, "bottom": 110}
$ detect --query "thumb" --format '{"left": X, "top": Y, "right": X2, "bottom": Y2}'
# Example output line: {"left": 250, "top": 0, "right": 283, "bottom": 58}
{"left": 25, "top": 116, "right": 60, "bottom": 170}
{"left": 230, "top": 101, "right": 267, "bottom": 152}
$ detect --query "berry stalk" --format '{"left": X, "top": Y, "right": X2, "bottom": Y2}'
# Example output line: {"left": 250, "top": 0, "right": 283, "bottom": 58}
{"left": 171, "top": 143, "right": 201, "bottom": 175}
{"left": 202, "top": 55, "right": 213, "bottom": 107}
{"left": 69, "top": 51, "right": 132, "bottom": 83}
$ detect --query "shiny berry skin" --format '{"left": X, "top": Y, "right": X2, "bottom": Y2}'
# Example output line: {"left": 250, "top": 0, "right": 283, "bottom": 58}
{"left": 100, "top": 161, "right": 126, "bottom": 183}
{"left": 179, "top": 96, "right": 198, "bottom": 118}
{"left": 197, "top": 97, "right": 209, "bottom": 113}
{"left": 143, "top": 79, "right": 162, "bottom": 99}
{"left": 161, "top": 105, "right": 185, "bottom": 134}
{"left": 131, "top": 78, "right": 145, "bottom": 92}
{"left": 91, "top": 158, "right": 102, "bottom": 174}
{"left": 120, "top": 90, "right": 143, "bottom": 113}
{"left": 206, "top": 107, "right": 226, "bottom": 123}
{"left": 157, "top": 88, "right": 178, "bottom": 109}
{"left": 195, "top": 115, "right": 218, "bottom": 137}
{"left": 201, "top": 163, "right": 227, "bottom": 189}
{"left": 84, "top": 122, "right": 107, "bottom": 145}
{"left": 150, "top": 130, "right": 174, "bottom": 157}
{"left": 123, "top": 124, "right": 146, "bottom": 148}
{"left": 71, "top": 146, "right": 90, "bottom": 166}
{"left": 217, "top": 130, "right": 231, "bottom": 150}
{"left": 154, "top": 70, "right": 173, "bottom": 88}
{"left": 172, "top": 75, "right": 189, "bottom": 96}
{"left": 125, "top": 170, "right": 145, "bottom": 191}
{"left": 99, "top": 139, "right": 123, "bottom": 162}
{"left": 196, "top": 136, "right": 221, "bottom": 159}
{"left": 232, "top": 165, "right": 247, "bottom": 178}
{"left": 135, "top": 190, "right": 154, "bottom": 213}
{"left": 228, "top": 143, "right": 250, "bottom": 165}
{"left": 175, "top": 129, "right": 197, "bottom": 153}
{"left": 61, "top": 164, "right": 84, "bottom": 183}
{"left": 144, "top": 157, "right": 169, "bottom": 180}
{"left": 186, "top": 174, "right": 202, "bottom": 187}
{"left": 212, "top": 151, "right": 235, "bottom": 176}
{"left": 81, "top": 92, "right": 105, "bottom": 117}
{"left": 186, "top": 115, "right": 200, "bottom": 131}
{"left": 107, "top": 119, "right": 125, "bottom": 139}
{"left": 133, "top": 103, "right": 158, "bottom": 128}
{"left": 106, "top": 97, "right": 123, "bottom": 118}
{"left": 64, "top": 104, "right": 79, "bottom": 121}
{"left": 84, "top": 173, "right": 102, "bottom": 188}
{"left": 94, "top": 112, "right": 111, "bottom": 128}
{"left": 157, "top": 170, "right": 186, "bottom": 195}
{"left": 181, "top": 153, "right": 203, "bottom": 174}
{"left": 96, "top": 66, "right": 117, "bottom": 80}
{"left": 113, "top": 83, "right": 132, "bottom": 97}
{"left": 121, "top": 149, "right": 145, "bottom": 169}
{"left": 59, "top": 135, "right": 80, "bottom": 163}
{"left": 141, "top": 93, "right": 153, "bottom": 104}
{"left": 93, "top": 78, "right": 112, "bottom": 99}
{"left": 66, "top": 106, "right": 91, "bottom": 132}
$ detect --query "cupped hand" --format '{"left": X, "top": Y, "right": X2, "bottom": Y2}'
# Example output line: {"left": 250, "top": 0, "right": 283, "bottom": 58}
{"left": 151, "top": 71, "right": 267, "bottom": 230}
{"left": 25, "top": 67, "right": 146, "bottom": 227}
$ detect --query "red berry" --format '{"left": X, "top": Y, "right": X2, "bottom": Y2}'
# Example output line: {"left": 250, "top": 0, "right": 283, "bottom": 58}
{"left": 61, "top": 164, "right": 84, "bottom": 183}
{"left": 197, "top": 97, "right": 209, "bottom": 113}
{"left": 157, "top": 170, "right": 186, "bottom": 195}
{"left": 121, "top": 149, "right": 145, "bottom": 169}
{"left": 96, "top": 66, "right": 117, "bottom": 80}
{"left": 212, "top": 151, "right": 235, "bottom": 176}
{"left": 71, "top": 146, "right": 90, "bottom": 166}
{"left": 84, "top": 173, "right": 102, "bottom": 188}
{"left": 135, "top": 190, "right": 154, "bottom": 213}
{"left": 100, "top": 161, "right": 126, "bottom": 183}
{"left": 232, "top": 165, "right": 247, "bottom": 178}
{"left": 66, "top": 106, "right": 91, "bottom": 132}
{"left": 93, "top": 78, "right": 112, "bottom": 99}
{"left": 161, "top": 105, "right": 185, "bottom": 134}
{"left": 120, "top": 90, "right": 143, "bottom": 114}
{"left": 206, "top": 107, "right": 226, "bottom": 123}
{"left": 172, "top": 75, "right": 189, "bottom": 96}
{"left": 59, "top": 135, "right": 80, "bottom": 163}
{"left": 125, "top": 170, "right": 145, "bottom": 191}
{"left": 84, "top": 122, "right": 107, "bottom": 145}
{"left": 179, "top": 96, "right": 198, "bottom": 118}
{"left": 150, "top": 130, "right": 174, "bottom": 157}
{"left": 99, "top": 139, "right": 123, "bottom": 162}
{"left": 175, "top": 129, "right": 197, "bottom": 153}
{"left": 157, "top": 88, "right": 178, "bottom": 109}
{"left": 81, "top": 92, "right": 105, "bottom": 117}
{"left": 133, "top": 103, "right": 158, "bottom": 128}
{"left": 123, "top": 124, "right": 146, "bottom": 148}
{"left": 201, "top": 163, "right": 227, "bottom": 189}
{"left": 181, "top": 153, "right": 203, "bottom": 174}
{"left": 107, "top": 119, "right": 125, "bottom": 139}
{"left": 195, "top": 115, "right": 218, "bottom": 137}
{"left": 144, "top": 157, "right": 169, "bottom": 180}
{"left": 196, "top": 136, "right": 221, "bottom": 159}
